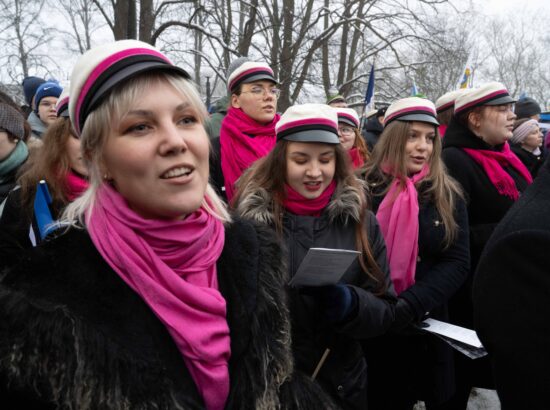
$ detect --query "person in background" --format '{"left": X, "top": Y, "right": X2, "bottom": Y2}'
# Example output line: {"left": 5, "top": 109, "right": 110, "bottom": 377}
{"left": 510, "top": 118, "right": 545, "bottom": 179}
{"left": 205, "top": 95, "right": 229, "bottom": 140}
{"left": 335, "top": 107, "right": 369, "bottom": 168}
{"left": 361, "top": 97, "right": 469, "bottom": 409}
{"left": 441, "top": 82, "right": 532, "bottom": 409}
{"left": 327, "top": 93, "right": 348, "bottom": 108}
{"left": 362, "top": 106, "right": 387, "bottom": 150}
{"left": 28, "top": 81, "right": 63, "bottom": 141}
{"left": 212, "top": 57, "right": 280, "bottom": 201}
{"left": 0, "top": 40, "right": 334, "bottom": 409}
{"left": 435, "top": 89, "right": 464, "bottom": 138}
{"left": 515, "top": 96, "right": 541, "bottom": 121}
{"left": 473, "top": 147, "right": 550, "bottom": 410}
{"left": 0, "top": 92, "right": 88, "bottom": 268}
{"left": 233, "top": 103, "right": 395, "bottom": 410}
{"left": 0, "top": 103, "right": 29, "bottom": 209}
{"left": 21, "top": 76, "right": 45, "bottom": 118}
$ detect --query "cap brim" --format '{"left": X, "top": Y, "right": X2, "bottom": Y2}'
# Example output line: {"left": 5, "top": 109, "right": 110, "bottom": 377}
{"left": 484, "top": 95, "right": 516, "bottom": 106}
{"left": 281, "top": 129, "right": 340, "bottom": 144}
{"left": 398, "top": 113, "right": 439, "bottom": 126}
{"left": 338, "top": 118, "right": 358, "bottom": 128}
{"left": 240, "top": 73, "right": 277, "bottom": 85}
{"left": 88, "top": 61, "right": 190, "bottom": 113}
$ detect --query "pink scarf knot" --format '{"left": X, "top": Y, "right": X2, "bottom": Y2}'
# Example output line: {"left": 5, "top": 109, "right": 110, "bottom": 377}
{"left": 283, "top": 180, "right": 336, "bottom": 217}
{"left": 65, "top": 170, "right": 88, "bottom": 201}
{"left": 463, "top": 142, "right": 532, "bottom": 201}
{"left": 376, "top": 165, "right": 429, "bottom": 295}
{"left": 220, "top": 107, "right": 280, "bottom": 200}
{"left": 348, "top": 147, "right": 365, "bottom": 169}
{"left": 87, "top": 184, "right": 230, "bottom": 410}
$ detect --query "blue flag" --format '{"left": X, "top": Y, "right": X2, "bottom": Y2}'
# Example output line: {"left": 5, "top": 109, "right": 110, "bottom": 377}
{"left": 33, "top": 180, "right": 55, "bottom": 240}
{"left": 364, "top": 64, "right": 375, "bottom": 112}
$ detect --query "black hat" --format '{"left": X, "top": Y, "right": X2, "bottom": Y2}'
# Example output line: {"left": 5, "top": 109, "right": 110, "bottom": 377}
{"left": 515, "top": 97, "right": 541, "bottom": 119}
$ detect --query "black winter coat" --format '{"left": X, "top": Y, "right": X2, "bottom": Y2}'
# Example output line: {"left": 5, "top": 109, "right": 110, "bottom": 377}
{"left": 473, "top": 159, "right": 550, "bottom": 410}
{"left": 362, "top": 117, "right": 383, "bottom": 151}
{"left": 362, "top": 179, "right": 470, "bottom": 406}
{"left": 236, "top": 181, "right": 396, "bottom": 410}
{"left": 442, "top": 119, "right": 530, "bottom": 328}
{"left": 510, "top": 143, "right": 545, "bottom": 179}
{"left": 0, "top": 218, "right": 337, "bottom": 409}
{"left": 209, "top": 136, "right": 227, "bottom": 201}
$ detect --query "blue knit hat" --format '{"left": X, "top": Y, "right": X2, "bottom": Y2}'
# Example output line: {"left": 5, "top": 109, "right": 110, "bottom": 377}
{"left": 22, "top": 76, "right": 46, "bottom": 106}
{"left": 34, "top": 81, "right": 63, "bottom": 112}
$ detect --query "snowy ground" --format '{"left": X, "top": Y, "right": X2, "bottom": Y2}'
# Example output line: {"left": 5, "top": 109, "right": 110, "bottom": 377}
{"left": 413, "top": 388, "right": 501, "bottom": 409}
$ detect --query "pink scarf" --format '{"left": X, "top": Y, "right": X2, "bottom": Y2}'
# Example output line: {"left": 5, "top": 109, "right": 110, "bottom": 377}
{"left": 65, "top": 170, "right": 88, "bottom": 201}
{"left": 87, "top": 184, "right": 230, "bottom": 410}
{"left": 283, "top": 180, "right": 336, "bottom": 217}
{"left": 463, "top": 142, "right": 532, "bottom": 200}
{"left": 220, "top": 107, "right": 280, "bottom": 200}
{"left": 348, "top": 147, "right": 365, "bottom": 169}
{"left": 438, "top": 124, "right": 448, "bottom": 138}
{"left": 376, "top": 165, "right": 429, "bottom": 295}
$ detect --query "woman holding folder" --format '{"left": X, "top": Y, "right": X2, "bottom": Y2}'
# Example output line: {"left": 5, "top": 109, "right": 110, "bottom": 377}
{"left": 233, "top": 103, "right": 396, "bottom": 410}
{"left": 360, "top": 97, "right": 470, "bottom": 409}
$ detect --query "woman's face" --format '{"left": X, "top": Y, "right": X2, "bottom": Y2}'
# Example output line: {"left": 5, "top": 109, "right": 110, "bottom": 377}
{"left": 404, "top": 121, "right": 436, "bottom": 176}
{"left": 37, "top": 97, "right": 59, "bottom": 126}
{"left": 231, "top": 80, "right": 278, "bottom": 124}
{"left": 522, "top": 125, "right": 543, "bottom": 152}
{"left": 473, "top": 104, "right": 516, "bottom": 146}
{"left": 66, "top": 133, "right": 88, "bottom": 176}
{"left": 102, "top": 80, "right": 210, "bottom": 220}
{"left": 286, "top": 141, "right": 336, "bottom": 199}
{"left": 338, "top": 123, "right": 356, "bottom": 150}
{"left": 0, "top": 130, "right": 17, "bottom": 162}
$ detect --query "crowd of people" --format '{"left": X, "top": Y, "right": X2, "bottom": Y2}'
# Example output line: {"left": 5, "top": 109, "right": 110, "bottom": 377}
{"left": 0, "top": 39, "right": 548, "bottom": 410}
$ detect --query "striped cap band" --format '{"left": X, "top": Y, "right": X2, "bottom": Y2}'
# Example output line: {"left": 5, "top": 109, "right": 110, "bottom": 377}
{"left": 454, "top": 82, "right": 516, "bottom": 115}
{"left": 276, "top": 103, "right": 339, "bottom": 144}
{"left": 384, "top": 97, "right": 438, "bottom": 126}
{"left": 227, "top": 62, "right": 276, "bottom": 93}
{"left": 336, "top": 107, "right": 360, "bottom": 128}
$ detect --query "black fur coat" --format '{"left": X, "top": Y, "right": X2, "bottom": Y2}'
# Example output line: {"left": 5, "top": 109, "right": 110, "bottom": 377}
{"left": 0, "top": 217, "right": 338, "bottom": 409}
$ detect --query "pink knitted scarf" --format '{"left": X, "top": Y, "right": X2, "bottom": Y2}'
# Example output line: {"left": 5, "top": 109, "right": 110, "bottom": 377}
{"left": 87, "top": 184, "right": 230, "bottom": 410}
{"left": 376, "top": 165, "right": 429, "bottom": 295}
{"left": 463, "top": 142, "right": 532, "bottom": 200}
{"left": 220, "top": 107, "right": 279, "bottom": 200}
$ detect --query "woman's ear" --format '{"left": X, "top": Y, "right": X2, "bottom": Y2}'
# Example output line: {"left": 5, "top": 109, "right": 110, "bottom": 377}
{"left": 230, "top": 94, "right": 241, "bottom": 109}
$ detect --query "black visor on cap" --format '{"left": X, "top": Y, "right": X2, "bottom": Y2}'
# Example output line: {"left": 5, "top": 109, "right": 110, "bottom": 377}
{"left": 231, "top": 72, "right": 276, "bottom": 93}
{"left": 338, "top": 117, "right": 357, "bottom": 128}
{"left": 393, "top": 113, "right": 439, "bottom": 126}
{"left": 280, "top": 129, "right": 340, "bottom": 144}
{"left": 483, "top": 95, "right": 516, "bottom": 106}
{"left": 80, "top": 58, "right": 190, "bottom": 132}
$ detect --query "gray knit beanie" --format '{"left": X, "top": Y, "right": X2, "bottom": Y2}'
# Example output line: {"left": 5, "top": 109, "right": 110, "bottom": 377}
{"left": 0, "top": 103, "right": 25, "bottom": 140}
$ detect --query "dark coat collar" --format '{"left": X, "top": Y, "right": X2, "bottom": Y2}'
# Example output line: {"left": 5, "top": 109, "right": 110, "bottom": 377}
{"left": 443, "top": 117, "right": 505, "bottom": 152}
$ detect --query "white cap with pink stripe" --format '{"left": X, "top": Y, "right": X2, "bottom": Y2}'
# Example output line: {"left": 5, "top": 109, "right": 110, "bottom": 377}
{"left": 335, "top": 107, "right": 360, "bottom": 128}
{"left": 227, "top": 61, "right": 276, "bottom": 93}
{"left": 435, "top": 89, "right": 465, "bottom": 113}
{"left": 384, "top": 97, "right": 439, "bottom": 127}
{"left": 454, "top": 82, "right": 516, "bottom": 115}
{"left": 69, "top": 40, "right": 190, "bottom": 137}
{"left": 276, "top": 103, "right": 339, "bottom": 144}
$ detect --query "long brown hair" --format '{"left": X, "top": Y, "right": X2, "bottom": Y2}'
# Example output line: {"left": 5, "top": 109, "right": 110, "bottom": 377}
{"left": 17, "top": 117, "right": 75, "bottom": 212}
{"left": 353, "top": 128, "right": 370, "bottom": 162}
{"left": 233, "top": 140, "right": 386, "bottom": 291}
{"left": 361, "top": 120, "right": 463, "bottom": 247}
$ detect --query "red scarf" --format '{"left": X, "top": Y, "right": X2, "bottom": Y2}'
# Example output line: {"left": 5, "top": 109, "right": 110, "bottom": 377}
{"left": 376, "top": 165, "right": 429, "bottom": 295}
{"left": 348, "top": 147, "right": 365, "bottom": 169}
{"left": 463, "top": 142, "right": 532, "bottom": 200}
{"left": 87, "top": 184, "right": 230, "bottom": 410}
{"left": 283, "top": 180, "right": 336, "bottom": 217}
{"left": 438, "top": 124, "right": 447, "bottom": 138}
{"left": 220, "top": 107, "right": 280, "bottom": 200}
{"left": 65, "top": 170, "right": 88, "bottom": 201}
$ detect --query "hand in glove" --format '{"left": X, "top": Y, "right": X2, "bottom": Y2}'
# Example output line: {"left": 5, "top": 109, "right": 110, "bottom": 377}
{"left": 300, "top": 284, "right": 358, "bottom": 324}
{"left": 390, "top": 297, "right": 416, "bottom": 332}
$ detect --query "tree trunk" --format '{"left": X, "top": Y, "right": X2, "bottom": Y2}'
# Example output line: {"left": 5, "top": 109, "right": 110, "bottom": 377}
{"left": 139, "top": 0, "right": 154, "bottom": 43}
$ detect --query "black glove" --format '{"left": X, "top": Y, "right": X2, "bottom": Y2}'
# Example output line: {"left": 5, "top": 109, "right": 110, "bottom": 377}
{"left": 300, "top": 284, "right": 358, "bottom": 324}
{"left": 391, "top": 297, "right": 416, "bottom": 332}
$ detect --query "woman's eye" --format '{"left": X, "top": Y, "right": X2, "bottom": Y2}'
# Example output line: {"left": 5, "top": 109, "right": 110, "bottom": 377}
{"left": 126, "top": 123, "right": 150, "bottom": 134}
{"left": 179, "top": 116, "right": 197, "bottom": 125}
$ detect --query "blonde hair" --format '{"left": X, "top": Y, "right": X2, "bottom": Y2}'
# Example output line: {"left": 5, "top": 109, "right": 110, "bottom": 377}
{"left": 361, "top": 120, "right": 463, "bottom": 247}
{"left": 62, "top": 72, "right": 230, "bottom": 226}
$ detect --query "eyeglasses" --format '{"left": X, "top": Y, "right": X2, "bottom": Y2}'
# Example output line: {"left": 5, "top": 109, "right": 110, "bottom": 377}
{"left": 241, "top": 87, "right": 281, "bottom": 99}
{"left": 338, "top": 126, "right": 355, "bottom": 135}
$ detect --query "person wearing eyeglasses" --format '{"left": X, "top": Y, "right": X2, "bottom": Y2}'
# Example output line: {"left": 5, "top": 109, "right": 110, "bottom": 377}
{"left": 211, "top": 57, "right": 280, "bottom": 202}
{"left": 335, "top": 108, "right": 370, "bottom": 168}
{"left": 27, "top": 81, "right": 63, "bottom": 143}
